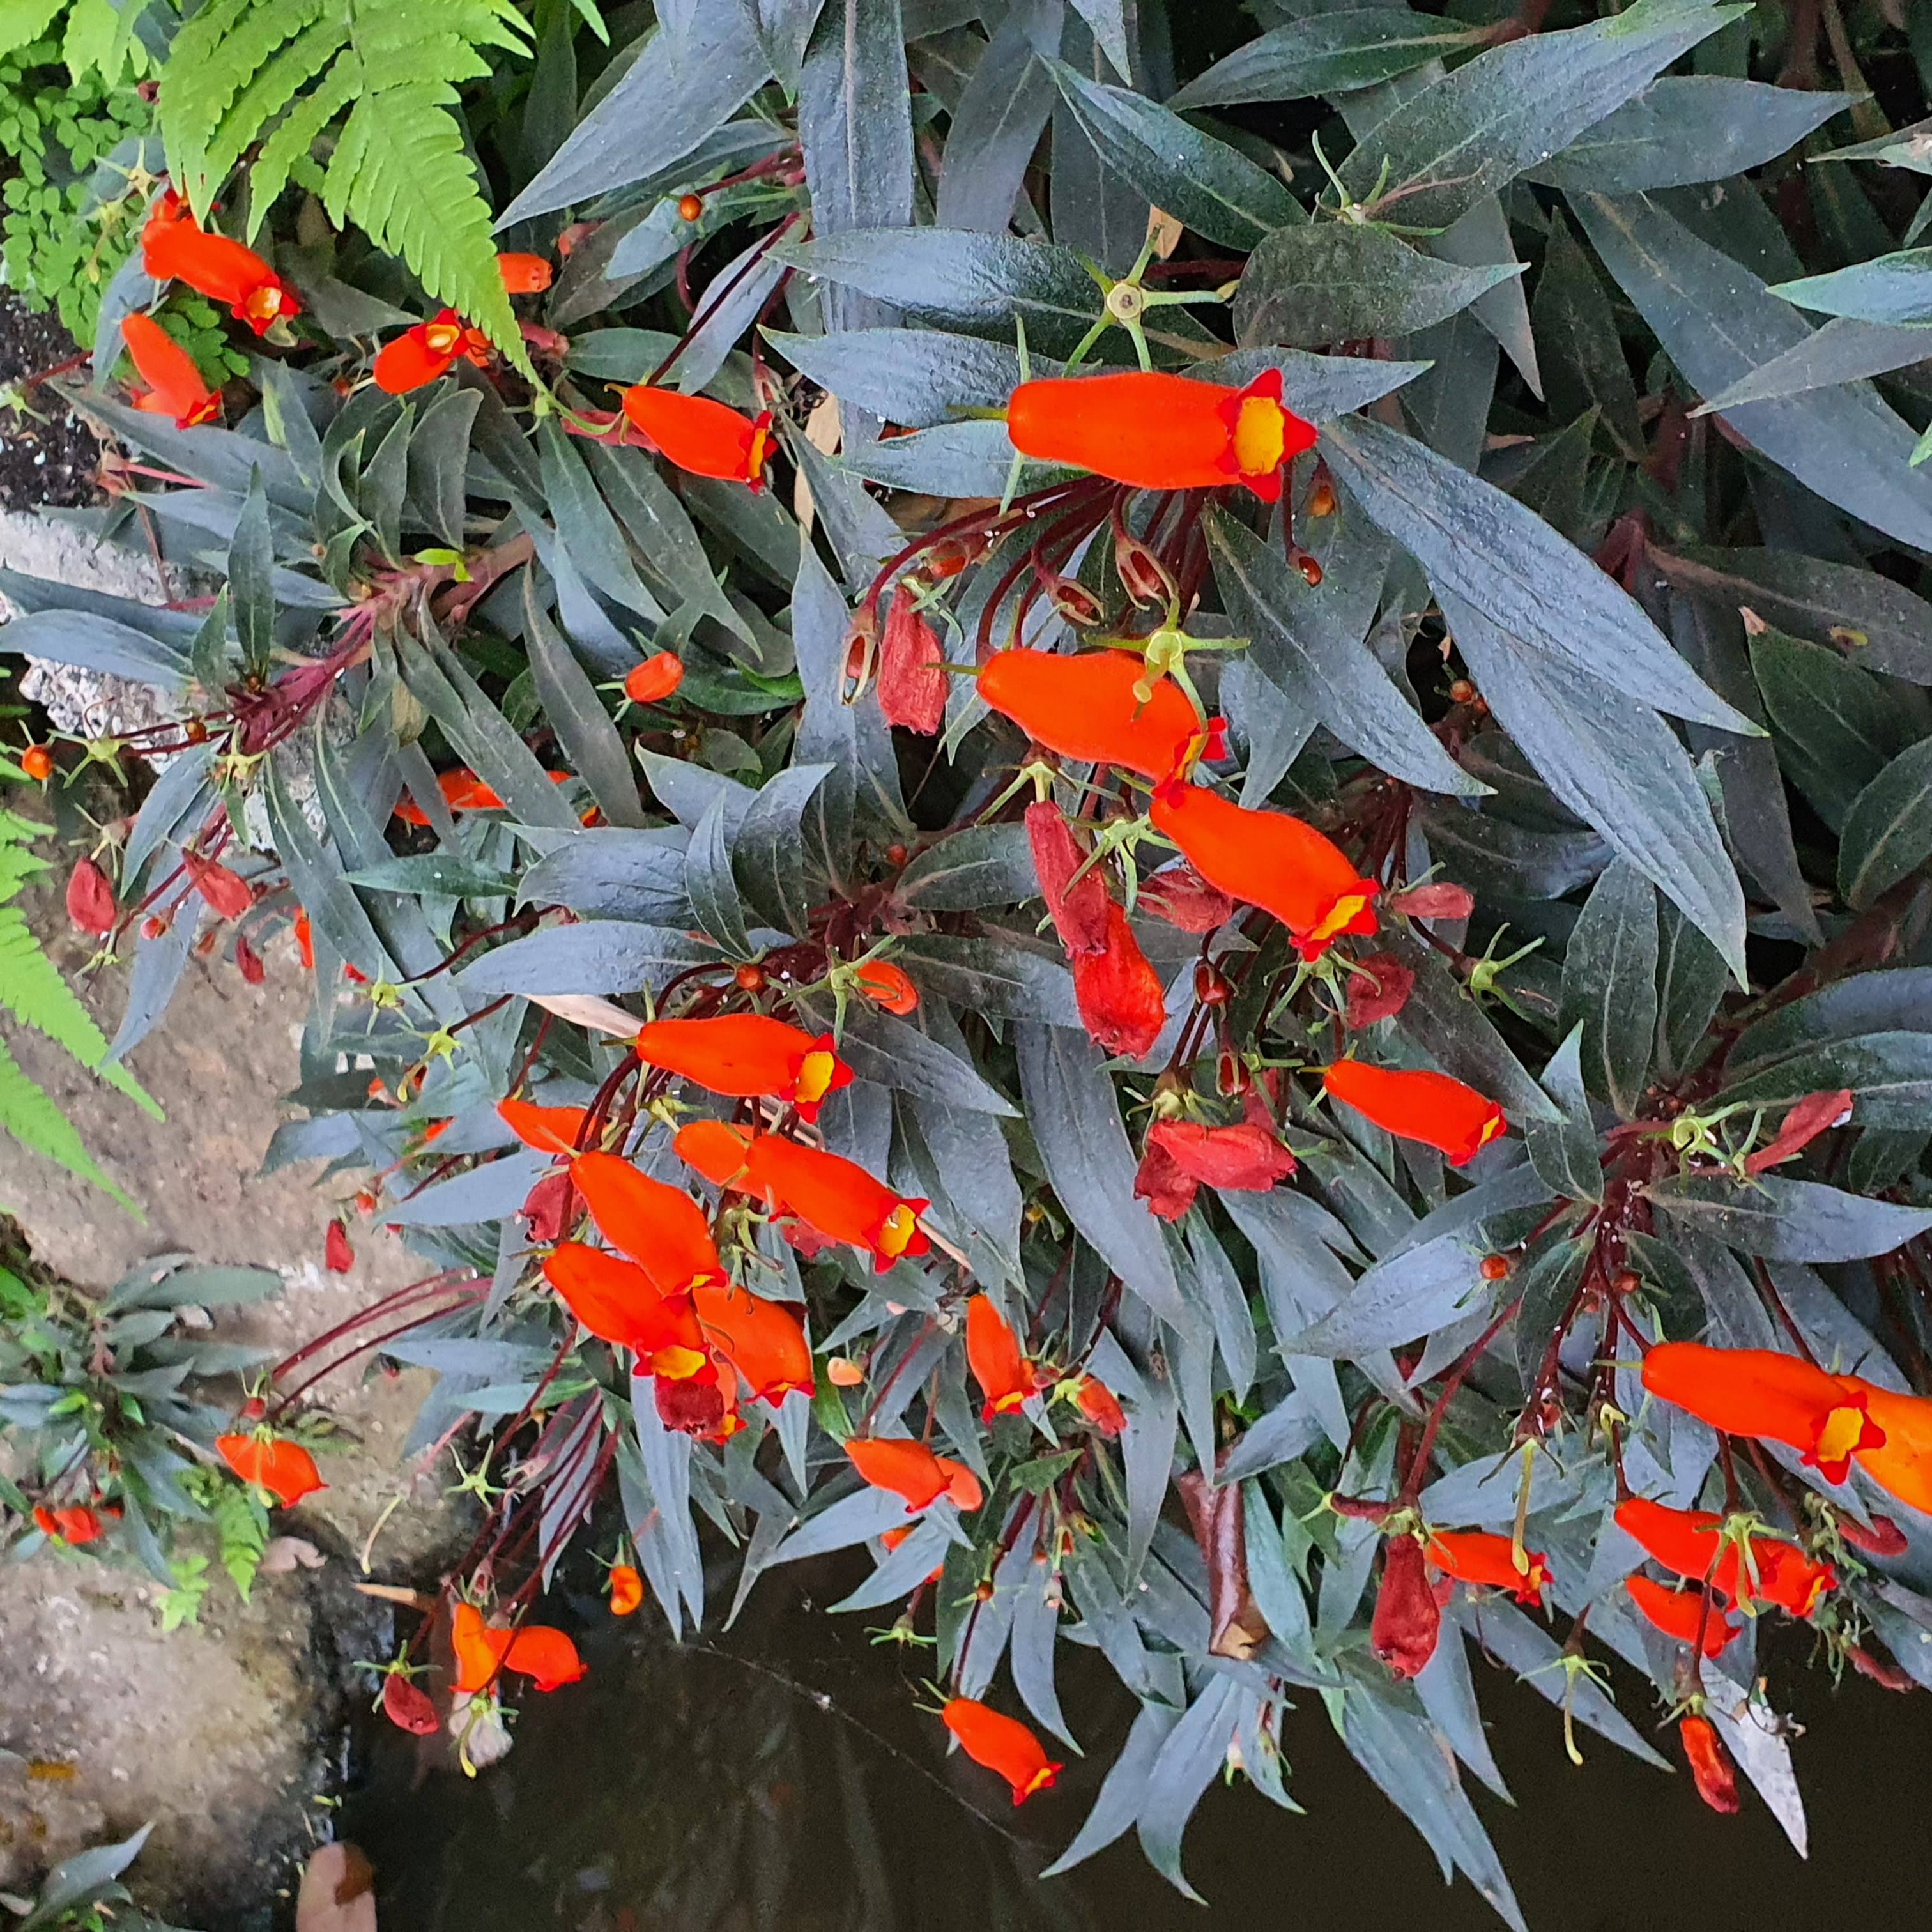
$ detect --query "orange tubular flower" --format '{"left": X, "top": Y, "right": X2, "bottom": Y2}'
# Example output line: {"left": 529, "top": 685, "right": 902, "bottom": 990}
{"left": 498, "top": 251, "right": 553, "bottom": 293}
{"left": 142, "top": 194, "right": 300, "bottom": 333}
{"left": 217, "top": 1433, "right": 325, "bottom": 1506}
{"left": 1614, "top": 1498, "right": 1836, "bottom": 1618}
{"left": 1626, "top": 1575, "right": 1739, "bottom": 1657}
{"left": 1006, "top": 367, "right": 1317, "bottom": 502}
{"left": 1423, "top": 1529, "right": 1551, "bottom": 1607}
{"left": 393, "top": 767, "right": 570, "bottom": 824}
{"left": 1151, "top": 782, "right": 1378, "bottom": 960}
{"left": 624, "top": 651, "right": 685, "bottom": 704}
{"left": 633, "top": 1016, "right": 854, "bottom": 1124}
{"left": 374, "top": 309, "right": 490, "bottom": 394}
{"left": 845, "top": 1437, "right": 983, "bottom": 1514}
{"left": 610, "top": 1563, "right": 645, "bottom": 1616}
{"left": 1074, "top": 1375, "right": 1126, "bottom": 1436}
{"left": 940, "top": 1698, "right": 1064, "bottom": 1805}
{"left": 1840, "top": 1379, "right": 1932, "bottom": 1514}
{"left": 33, "top": 1505, "right": 105, "bottom": 1545}
{"left": 620, "top": 385, "right": 774, "bottom": 489}
{"left": 979, "top": 648, "right": 1204, "bottom": 780}
{"left": 693, "top": 1278, "right": 814, "bottom": 1403}
{"left": 965, "top": 1296, "right": 1037, "bottom": 1421}
{"left": 1073, "top": 899, "right": 1167, "bottom": 1059}
{"left": 736, "top": 1135, "right": 930, "bottom": 1272}
{"left": 854, "top": 959, "right": 919, "bottom": 1015}
{"left": 121, "top": 313, "right": 219, "bottom": 428}
{"left": 452, "top": 1604, "right": 586, "bottom": 1695}
{"left": 673, "top": 1118, "right": 756, "bottom": 1190}
{"left": 1679, "top": 1713, "right": 1740, "bottom": 1814}
{"left": 1322, "top": 1060, "right": 1508, "bottom": 1168}
{"left": 498, "top": 1097, "right": 590, "bottom": 1158}
{"left": 571, "top": 1151, "right": 724, "bottom": 1294}
{"left": 1640, "top": 1342, "right": 1883, "bottom": 1484}
{"left": 541, "top": 1243, "right": 705, "bottom": 1371}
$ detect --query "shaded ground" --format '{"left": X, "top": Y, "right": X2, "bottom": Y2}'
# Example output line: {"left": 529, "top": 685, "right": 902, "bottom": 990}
{"left": 0, "top": 295, "right": 101, "bottom": 512}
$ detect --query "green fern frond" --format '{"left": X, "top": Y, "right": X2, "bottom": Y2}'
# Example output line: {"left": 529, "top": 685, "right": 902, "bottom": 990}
{"left": 157, "top": 0, "right": 274, "bottom": 211}
{"left": 0, "top": 1034, "right": 138, "bottom": 1214}
{"left": 0, "top": 0, "right": 68, "bottom": 63}
{"left": 208, "top": 15, "right": 351, "bottom": 194}
{"left": 247, "top": 50, "right": 361, "bottom": 226}
{"left": 354, "top": 0, "right": 528, "bottom": 66}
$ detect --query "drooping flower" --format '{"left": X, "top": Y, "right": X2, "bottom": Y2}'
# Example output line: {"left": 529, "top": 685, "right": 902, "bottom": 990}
{"left": 965, "top": 1296, "right": 1037, "bottom": 1421}
{"left": 940, "top": 1698, "right": 1064, "bottom": 1805}
{"left": 325, "top": 1220, "right": 353, "bottom": 1273}
{"left": 1006, "top": 367, "right": 1317, "bottom": 502}
{"left": 66, "top": 857, "right": 117, "bottom": 936}
{"left": 693, "top": 1278, "right": 814, "bottom": 1403}
{"left": 498, "top": 252, "right": 553, "bottom": 293}
{"left": 633, "top": 1015, "right": 853, "bottom": 1124}
{"left": 1614, "top": 1498, "right": 1836, "bottom": 1618}
{"left": 1073, "top": 1376, "right": 1126, "bottom": 1436}
{"left": 1322, "top": 1059, "right": 1508, "bottom": 1167}
{"left": 381, "top": 1671, "right": 440, "bottom": 1735}
{"left": 1423, "top": 1529, "right": 1551, "bottom": 1607}
{"left": 1626, "top": 1575, "right": 1738, "bottom": 1657}
{"left": 1025, "top": 799, "right": 1111, "bottom": 958}
{"left": 1639, "top": 1342, "right": 1883, "bottom": 1484}
{"left": 1151, "top": 782, "right": 1379, "bottom": 960}
{"left": 733, "top": 1135, "right": 930, "bottom": 1272}
{"left": 624, "top": 652, "right": 685, "bottom": 704}
{"left": 121, "top": 313, "right": 220, "bottom": 427}
{"left": 1742, "top": 1088, "right": 1856, "bottom": 1175}
{"left": 979, "top": 648, "right": 1206, "bottom": 781}
{"left": 854, "top": 959, "right": 919, "bottom": 1015}
{"left": 569, "top": 1153, "right": 725, "bottom": 1294}
{"left": 1678, "top": 1713, "right": 1740, "bottom": 1814}
{"left": 1072, "top": 900, "right": 1167, "bottom": 1059}
{"left": 374, "top": 309, "right": 491, "bottom": 394}
{"left": 620, "top": 385, "right": 774, "bottom": 488}
{"left": 877, "top": 587, "right": 947, "bottom": 733}
{"left": 1371, "top": 1533, "right": 1440, "bottom": 1678}
{"left": 451, "top": 1603, "right": 586, "bottom": 1696}
{"left": 845, "top": 1436, "right": 983, "bottom": 1513}
{"left": 609, "top": 1563, "right": 645, "bottom": 1617}
{"left": 141, "top": 192, "right": 300, "bottom": 333}
{"left": 33, "top": 1505, "right": 105, "bottom": 1545}
{"left": 183, "top": 852, "right": 254, "bottom": 919}
{"left": 1133, "top": 1118, "right": 1296, "bottom": 1221}
{"left": 1137, "top": 858, "right": 1234, "bottom": 933}
{"left": 218, "top": 1432, "right": 326, "bottom": 1506}
{"left": 542, "top": 1243, "right": 705, "bottom": 1370}
{"left": 1845, "top": 1379, "right": 1932, "bottom": 1514}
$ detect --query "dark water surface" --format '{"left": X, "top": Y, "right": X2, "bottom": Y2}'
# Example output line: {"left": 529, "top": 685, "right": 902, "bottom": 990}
{"left": 342, "top": 1558, "right": 1932, "bottom": 1932}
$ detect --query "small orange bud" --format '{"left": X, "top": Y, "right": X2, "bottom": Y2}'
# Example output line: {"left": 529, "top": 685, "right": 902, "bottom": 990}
{"left": 885, "top": 843, "right": 909, "bottom": 869}
{"left": 1480, "top": 1254, "right": 1511, "bottom": 1282}
{"left": 624, "top": 651, "right": 685, "bottom": 705}
{"left": 497, "top": 251, "right": 553, "bottom": 294}
{"left": 827, "top": 1354, "right": 866, "bottom": 1387}
{"left": 1308, "top": 469, "right": 1337, "bottom": 517}
{"left": 1680, "top": 1714, "right": 1740, "bottom": 1814}
{"left": 734, "top": 963, "right": 767, "bottom": 992}
{"left": 20, "top": 744, "right": 53, "bottom": 782}
{"left": 141, "top": 914, "right": 167, "bottom": 940}
{"left": 678, "top": 193, "right": 704, "bottom": 222}
{"left": 1449, "top": 678, "right": 1478, "bottom": 705}
{"left": 854, "top": 958, "right": 919, "bottom": 1015}
{"left": 609, "top": 1562, "right": 645, "bottom": 1616}
{"left": 1292, "top": 548, "right": 1323, "bottom": 587}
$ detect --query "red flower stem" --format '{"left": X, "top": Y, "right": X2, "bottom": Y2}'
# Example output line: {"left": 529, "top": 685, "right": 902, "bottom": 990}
{"left": 648, "top": 211, "right": 804, "bottom": 388}
{"left": 1399, "top": 1290, "right": 1528, "bottom": 1503}
{"left": 269, "top": 1285, "right": 486, "bottom": 1412}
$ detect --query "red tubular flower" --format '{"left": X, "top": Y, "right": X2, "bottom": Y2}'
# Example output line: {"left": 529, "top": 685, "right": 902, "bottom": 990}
{"left": 66, "top": 857, "right": 116, "bottom": 935}
{"left": 325, "top": 1220, "right": 353, "bottom": 1273}
{"left": 121, "top": 312, "right": 219, "bottom": 427}
{"left": 1371, "top": 1533, "right": 1440, "bottom": 1678}
{"left": 1679, "top": 1713, "right": 1740, "bottom": 1814}
{"left": 854, "top": 959, "right": 919, "bottom": 1015}
{"left": 965, "top": 1296, "right": 1037, "bottom": 1420}
{"left": 498, "top": 1097, "right": 591, "bottom": 1157}
{"left": 1073, "top": 899, "right": 1167, "bottom": 1059}
{"left": 1742, "top": 1088, "right": 1855, "bottom": 1175}
{"left": 374, "top": 310, "right": 489, "bottom": 394}
{"left": 845, "top": 1437, "right": 983, "bottom": 1513}
{"left": 693, "top": 1278, "right": 814, "bottom": 1402}
{"left": 1025, "top": 799, "right": 1111, "bottom": 957}
{"left": 1134, "top": 1118, "right": 1296, "bottom": 1223}
{"left": 142, "top": 194, "right": 300, "bottom": 333}
{"left": 1006, "top": 367, "right": 1317, "bottom": 502}
{"left": 940, "top": 1698, "right": 1064, "bottom": 1805}
{"left": 1423, "top": 1529, "right": 1550, "bottom": 1607}
{"left": 182, "top": 852, "right": 254, "bottom": 919}
{"left": 498, "top": 251, "right": 553, "bottom": 293}
{"left": 542, "top": 1242, "right": 705, "bottom": 1371}
{"left": 381, "top": 1672, "right": 440, "bottom": 1735}
{"left": 738, "top": 1135, "right": 930, "bottom": 1272}
{"left": 33, "top": 1505, "right": 105, "bottom": 1545}
{"left": 218, "top": 1433, "right": 325, "bottom": 1506}
{"left": 877, "top": 588, "right": 947, "bottom": 733}
{"left": 1847, "top": 1380, "right": 1932, "bottom": 1514}
{"left": 1837, "top": 1508, "right": 1910, "bottom": 1559}
{"left": 980, "top": 648, "right": 1205, "bottom": 781}
{"left": 620, "top": 385, "right": 774, "bottom": 488}
{"left": 1344, "top": 954, "right": 1416, "bottom": 1028}
{"left": 674, "top": 1118, "right": 756, "bottom": 1190}
{"left": 570, "top": 1152, "right": 725, "bottom": 1294}
{"left": 1322, "top": 1060, "right": 1508, "bottom": 1167}
{"left": 1614, "top": 1498, "right": 1836, "bottom": 1618}
{"left": 610, "top": 1563, "right": 645, "bottom": 1617}
{"left": 624, "top": 652, "right": 685, "bottom": 704}
{"left": 633, "top": 1015, "right": 854, "bottom": 1124}
{"left": 1640, "top": 1342, "right": 1883, "bottom": 1483}
{"left": 1626, "top": 1575, "right": 1738, "bottom": 1656}
{"left": 394, "top": 767, "right": 574, "bottom": 824}
{"left": 1137, "top": 859, "right": 1234, "bottom": 933}
{"left": 1151, "top": 782, "right": 1378, "bottom": 960}
{"left": 1075, "top": 1376, "right": 1126, "bottom": 1437}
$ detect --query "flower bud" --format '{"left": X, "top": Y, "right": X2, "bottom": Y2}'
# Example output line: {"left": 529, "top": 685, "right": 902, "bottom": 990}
{"left": 1679, "top": 1715, "right": 1740, "bottom": 1814}
{"left": 1371, "top": 1534, "right": 1440, "bottom": 1678}
{"left": 1114, "top": 532, "right": 1173, "bottom": 606}
{"left": 66, "top": 857, "right": 117, "bottom": 936}
{"left": 677, "top": 193, "right": 703, "bottom": 222}
{"left": 234, "top": 934, "right": 266, "bottom": 985}
{"left": 1193, "top": 958, "right": 1231, "bottom": 1006}
{"left": 625, "top": 652, "right": 685, "bottom": 705}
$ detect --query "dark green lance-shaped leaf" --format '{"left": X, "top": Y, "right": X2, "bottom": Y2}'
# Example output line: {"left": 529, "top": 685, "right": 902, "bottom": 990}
{"left": 1043, "top": 58, "right": 1300, "bottom": 250}
{"left": 1558, "top": 859, "right": 1659, "bottom": 1119}
{"left": 535, "top": 418, "right": 661, "bottom": 621}
{"left": 737, "top": 0, "right": 825, "bottom": 91}
{"left": 1722, "top": 1034, "right": 1932, "bottom": 1130}
{"left": 19, "top": 1825, "right": 154, "bottom": 1932}
{"left": 894, "top": 822, "right": 1038, "bottom": 910}
{"left": 1204, "top": 507, "right": 1482, "bottom": 795}
{"left": 1692, "top": 316, "right": 1932, "bottom": 415}
{"left": 1169, "top": 10, "right": 1488, "bottom": 109}
{"left": 1415, "top": 800, "right": 1608, "bottom": 900}
{"left": 769, "top": 326, "right": 1043, "bottom": 428}
{"left": 778, "top": 228, "right": 1107, "bottom": 356}
{"left": 1, "top": 608, "right": 193, "bottom": 688}
{"left": 1749, "top": 627, "right": 1901, "bottom": 832}
{"left": 583, "top": 441, "right": 746, "bottom": 643}
{"left": 103, "top": 1259, "right": 283, "bottom": 1315}
{"left": 498, "top": 8, "right": 772, "bottom": 224}
{"left": 841, "top": 420, "right": 1073, "bottom": 497}
{"left": 455, "top": 921, "right": 714, "bottom": 997}
{"left": 1041, "top": 1702, "right": 1181, "bottom": 1878}
{"left": 1648, "top": 1172, "right": 1932, "bottom": 1262}
{"left": 1284, "top": 1219, "right": 1496, "bottom": 1357}
{"left": 1530, "top": 80, "right": 1858, "bottom": 193}
{"left": 1841, "top": 741, "right": 1932, "bottom": 909}
{"left": 1770, "top": 249, "right": 1932, "bottom": 326}
{"left": 226, "top": 466, "right": 273, "bottom": 677}
{"left": 1653, "top": 893, "right": 1729, "bottom": 1080}
{"left": 1439, "top": 587, "right": 1747, "bottom": 981}
{"left": 1322, "top": 417, "right": 1752, "bottom": 733}
{"left": 345, "top": 854, "right": 519, "bottom": 899}
{"left": 1216, "top": 345, "right": 1434, "bottom": 422}
{"left": 1135, "top": 1677, "right": 1245, "bottom": 1902}
{"left": 935, "top": 3, "right": 1057, "bottom": 234}
{"left": 1728, "top": 968, "right": 1932, "bottom": 1076}
{"left": 733, "top": 762, "right": 834, "bottom": 938}
{"left": 898, "top": 931, "right": 1081, "bottom": 1025}
{"left": 1533, "top": 210, "right": 1643, "bottom": 457}
{"left": 1528, "top": 1027, "right": 1605, "bottom": 1202}
{"left": 263, "top": 753, "right": 398, "bottom": 990}
{"left": 522, "top": 579, "right": 647, "bottom": 829}
{"left": 826, "top": 1001, "right": 1017, "bottom": 1116}
{"left": 1572, "top": 192, "right": 1932, "bottom": 553}
{"left": 404, "top": 385, "right": 481, "bottom": 549}
{"left": 518, "top": 827, "right": 693, "bottom": 924}
{"left": 1234, "top": 223, "right": 1522, "bottom": 350}
{"left": 1510, "top": 1227, "right": 1591, "bottom": 1397}
{"left": 1653, "top": 547, "right": 1932, "bottom": 687}
{"left": 685, "top": 792, "right": 754, "bottom": 958}
{"left": 1016, "top": 1022, "right": 1185, "bottom": 1324}
{"left": 1336, "top": 0, "right": 1739, "bottom": 233}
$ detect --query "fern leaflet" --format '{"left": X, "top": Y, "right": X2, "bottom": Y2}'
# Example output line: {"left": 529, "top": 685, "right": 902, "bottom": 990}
{"left": 0, "top": 1035, "right": 136, "bottom": 1213}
